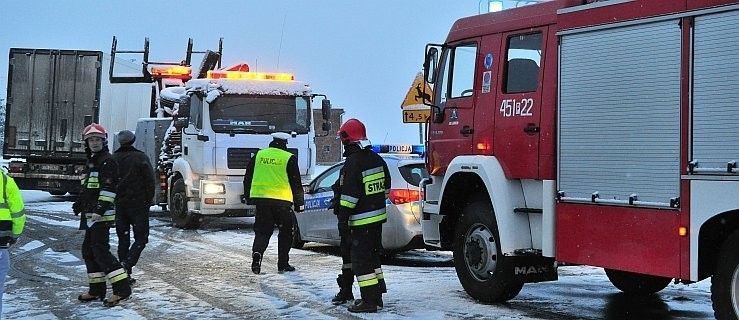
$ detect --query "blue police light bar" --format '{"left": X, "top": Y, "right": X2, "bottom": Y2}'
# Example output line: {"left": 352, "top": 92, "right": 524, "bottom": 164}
{"left": 371, "top": 144, "right": 425, "bottom": 155}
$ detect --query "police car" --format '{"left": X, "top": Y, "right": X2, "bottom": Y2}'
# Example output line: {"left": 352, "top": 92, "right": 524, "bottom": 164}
{"left": 293, "top": 145, "right": 428, "bottom": 252}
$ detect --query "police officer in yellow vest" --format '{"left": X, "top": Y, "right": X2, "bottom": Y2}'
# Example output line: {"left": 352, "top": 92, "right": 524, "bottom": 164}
{"left": 243, "top": 132, "right": 304, "bottom": 274}
{"left": 0, "top": 170, "right": 26, "bottom": 316}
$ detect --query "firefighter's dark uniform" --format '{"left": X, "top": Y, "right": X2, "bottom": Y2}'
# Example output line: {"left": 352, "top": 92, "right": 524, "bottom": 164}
{"left": 244, "top": 137, "right": 304, "bottom": 272}
{"left": 330, "top": 163, "right": 354, "bottom": 304}
{"left": 338, "top": 143, "right": 390, "bottom": 311}
{"left": 74, "top": 145, "right": 131, "bottom": 299}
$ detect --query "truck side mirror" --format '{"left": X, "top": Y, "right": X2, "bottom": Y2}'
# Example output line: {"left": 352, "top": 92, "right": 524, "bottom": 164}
{"left": 424, "top": 46, "right": 439, "bottom": 85}
{"left": 432, "top": 108, "right": 445, "bottom": 123}
{"left": 175, "top": 101, "right": 190, "bottom": 118}
{"left": 321, "top": 99, "right": 331, "bottom": 120}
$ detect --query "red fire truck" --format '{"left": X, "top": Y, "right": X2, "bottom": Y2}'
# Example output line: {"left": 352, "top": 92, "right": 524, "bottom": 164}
{"left": 420, "top": 1, "right": 739, "bottom": 318}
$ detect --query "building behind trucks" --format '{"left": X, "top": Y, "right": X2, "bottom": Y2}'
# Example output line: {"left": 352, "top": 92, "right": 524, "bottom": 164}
{"left": 420, "top": 1, "right": 739, "bottom": 318}
{"left": 111, "top": 38, "right": 333, "bottom": 229}
{"left": 3, "top": 48, "right": 153, "bottom": 195}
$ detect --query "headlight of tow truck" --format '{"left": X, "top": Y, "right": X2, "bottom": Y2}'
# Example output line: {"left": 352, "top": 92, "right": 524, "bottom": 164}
{"left": 203, "top": 183, "right": 225, "bottom": 195}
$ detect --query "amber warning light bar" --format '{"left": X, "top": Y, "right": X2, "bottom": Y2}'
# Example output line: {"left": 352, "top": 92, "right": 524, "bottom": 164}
{"left": 206, "top": 70, "right": 294, "bottom": 81}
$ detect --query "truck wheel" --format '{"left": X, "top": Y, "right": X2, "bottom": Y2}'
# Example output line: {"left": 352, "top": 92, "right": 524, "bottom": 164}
{"left": 453, "top": 199, "right": 523, "bottom": 302}
{"left": 604, "top": 268, "right": 671, "bottom": 295}
{"left": 291, "top": 214, "right": 305, "bottom": 249}
{"left": 170, "top": 179, "right": 201, "bottom": 229}
{"left": 711, "top": 231, "right": 739, "bottom": 320}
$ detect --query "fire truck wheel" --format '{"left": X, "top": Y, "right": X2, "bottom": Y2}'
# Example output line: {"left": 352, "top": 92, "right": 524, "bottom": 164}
{"left": 453, "top": 199, "right": 523, "bottom": 303}
{"left": 291, "top": 215, "right": 305, "bottom": 249}
{"left": 170, "top": 179, "right": 202, "bottom": 229}
{"left": 711, "top": 231, "right": 739, "bottom": 320}
{"left": 604, "top": 268, "right": 671, "bottom": 295}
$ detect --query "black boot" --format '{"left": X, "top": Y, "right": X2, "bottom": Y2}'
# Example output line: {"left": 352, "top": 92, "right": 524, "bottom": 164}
{"left": 78, "top": 293, "right": 103, "bottom": 302}
{"left": 331, "top": 275, "right": 354, "bottom": 305}
{"left": 348, "top": 299, "right": 378, "bottom": 313}
{"left": 278, "top": 264, "right": 295, "bottom": 273}
{"left": 252, "top": 252, "right": 262, "bottom": 274}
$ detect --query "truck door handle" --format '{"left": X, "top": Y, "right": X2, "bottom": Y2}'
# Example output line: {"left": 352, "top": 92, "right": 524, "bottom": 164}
{"left": 524, "top": 123, "right": 540, "bottom": 135}
{"left": 460, "top": 126, "right": 473, "bottom": 136}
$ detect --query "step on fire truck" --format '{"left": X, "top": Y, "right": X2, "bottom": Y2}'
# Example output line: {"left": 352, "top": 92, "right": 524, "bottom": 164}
{"left": 110, "top": 37, "right": 333, "bottom": 229}
{"left": 419, "top": 1, "right": 739, "bottom": 318}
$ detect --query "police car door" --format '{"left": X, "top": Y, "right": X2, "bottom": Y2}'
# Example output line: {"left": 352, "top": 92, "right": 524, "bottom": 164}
{"left": 300, "top": 164, "right": 341, "bottom": 243}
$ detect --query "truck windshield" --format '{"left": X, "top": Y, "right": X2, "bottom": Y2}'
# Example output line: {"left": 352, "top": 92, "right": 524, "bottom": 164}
{"left": 209, "top": 95, "right": 310, "bottom": 134}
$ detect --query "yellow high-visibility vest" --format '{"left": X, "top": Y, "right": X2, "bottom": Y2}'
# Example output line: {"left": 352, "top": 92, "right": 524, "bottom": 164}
{"left": 249, "top": 148, "right": 294, "bottom": 202}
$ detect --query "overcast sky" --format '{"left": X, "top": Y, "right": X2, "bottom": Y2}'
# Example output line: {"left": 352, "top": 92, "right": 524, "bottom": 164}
{"left": 0, "top": 0, "right": 486, "bottom": 144}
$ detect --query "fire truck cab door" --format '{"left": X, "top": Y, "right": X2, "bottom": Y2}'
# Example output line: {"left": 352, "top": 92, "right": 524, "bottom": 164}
{"left": 427, "top": 40, "right": 479, "bottom": 175}
{"left": 494, "top": 28, "right": 548, "bottom": 179}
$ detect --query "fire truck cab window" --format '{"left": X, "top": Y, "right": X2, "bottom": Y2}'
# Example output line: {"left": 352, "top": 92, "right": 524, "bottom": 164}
{"left": 435, "top": 43, "right": 479, "bottom": 107}
{"left": 450, "top": 44, "right": 478, "bottom": 98}
{"left": 504, "top": 32, "right": 542, "bottom": 93}
{"left": 435, "top": 48, "right": 451, "bottom": 107}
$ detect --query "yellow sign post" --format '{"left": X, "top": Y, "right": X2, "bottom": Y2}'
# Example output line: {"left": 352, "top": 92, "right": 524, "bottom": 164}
{"left": 400, "top": 72, "right": 432, "bottom": 123}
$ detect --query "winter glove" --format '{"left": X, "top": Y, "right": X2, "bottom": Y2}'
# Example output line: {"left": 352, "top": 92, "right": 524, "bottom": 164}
{"left": 72, "top": 202, "right": 82, "bottom": 215}
{"left": 0, "top": 236, "right": 15, "bottom": 247}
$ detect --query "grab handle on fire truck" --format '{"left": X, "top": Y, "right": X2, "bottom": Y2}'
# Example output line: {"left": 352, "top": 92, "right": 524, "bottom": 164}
{"left": 524, "top": 123, "right": 540, "bottom": 135}
{"left": 688, "top": 159, "right": 738, "bottom": 174}
{"left": 460, "top": 126, "right": 473, "bottom": 136}
{"left": 419, "top": 177, "right": 432, "bottom": 202}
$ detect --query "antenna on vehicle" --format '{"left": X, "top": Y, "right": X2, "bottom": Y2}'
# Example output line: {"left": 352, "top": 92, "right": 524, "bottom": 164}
{"left": 276, "top": 12, "right": 287, "bottom": 71}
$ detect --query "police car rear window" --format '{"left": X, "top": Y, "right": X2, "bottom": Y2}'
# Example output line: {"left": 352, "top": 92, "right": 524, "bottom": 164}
{"left": 398, "top": 164, "right": 429, "bottom": 187}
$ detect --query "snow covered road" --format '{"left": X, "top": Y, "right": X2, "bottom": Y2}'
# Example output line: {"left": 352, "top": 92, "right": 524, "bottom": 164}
{"left": 2, "top": 191, "right": 716, "bottom": 319}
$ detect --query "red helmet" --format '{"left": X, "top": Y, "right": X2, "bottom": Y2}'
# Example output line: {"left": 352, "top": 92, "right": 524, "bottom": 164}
{"left": 337, "top": 118, "right": 368, "bottom": 145}
{"left": 82, "top": 123, "right": 108, "bottom": 140}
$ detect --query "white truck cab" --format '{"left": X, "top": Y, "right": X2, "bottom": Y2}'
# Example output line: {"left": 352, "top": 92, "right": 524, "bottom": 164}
{"left": 150, "top": 69, "right": 332, "bottom": 228}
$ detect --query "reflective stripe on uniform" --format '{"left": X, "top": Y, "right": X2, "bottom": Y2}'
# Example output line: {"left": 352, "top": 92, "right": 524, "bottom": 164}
{"left": 361, "top": 167, "right": 383, "bottom": 178}
{"left": 0, "top": 203, "right": 7, "bottom": 209}
{"left": 107, "top": 268, "right": 128, "bottom": 283}
{"left": 0, "top": 231, "right": 13, "bottom": 237}
{"left": 88, "top": 272, "right": 106, "bottom": 284}
{"left": 342, "top": 263, "right": 353, "bottom": 270}
{"left": 339, "top": 194, "right": 358, "bottom": 209}
{"left": 98, "top": 191, "right": 116, "bottom": 203}
{"left": 375, "top": 267, "right": 384, "bottom": 280}
{"left": 356, "top": 273, "right": 378, "bottom": 288}
{"left": 86, "top": 172, "right": 100, "bottom": 189}
{"left": 96, "top": 215, "right": 115, "bottom": 223}
{"left": 11, "top": 210, "right": 25, "bottom": 219}
{"left": 348, "top": 208, "right": 386, "bottom": 227}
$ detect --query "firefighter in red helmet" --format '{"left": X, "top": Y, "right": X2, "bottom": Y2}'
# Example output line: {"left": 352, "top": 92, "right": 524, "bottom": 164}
{"left": 73, "top": 123, "right": 131, "bottom": 307}
{"left": 331, "top": 118, "right": 390, "bottom": 313}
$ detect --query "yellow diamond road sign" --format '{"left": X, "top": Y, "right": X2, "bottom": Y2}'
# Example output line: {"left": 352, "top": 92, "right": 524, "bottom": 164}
{"left": 401, "top": 72, "right": 432, "bottom": 123}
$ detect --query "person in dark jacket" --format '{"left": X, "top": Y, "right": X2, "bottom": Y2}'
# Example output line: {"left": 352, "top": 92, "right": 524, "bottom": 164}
{"left": 112, "top": 130, "right": 155, "bottom": 284}
{"left": 329, "top": 163, "right": 354, "bottom": 305}
{"left": 335, "top": 119, "right": 390, "bottom": 313}
{"left": 73, "top": 123, "right": 131, "bottom": 307}
{"left": 243, "top": 132, "right": 304, "bottom": 274}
